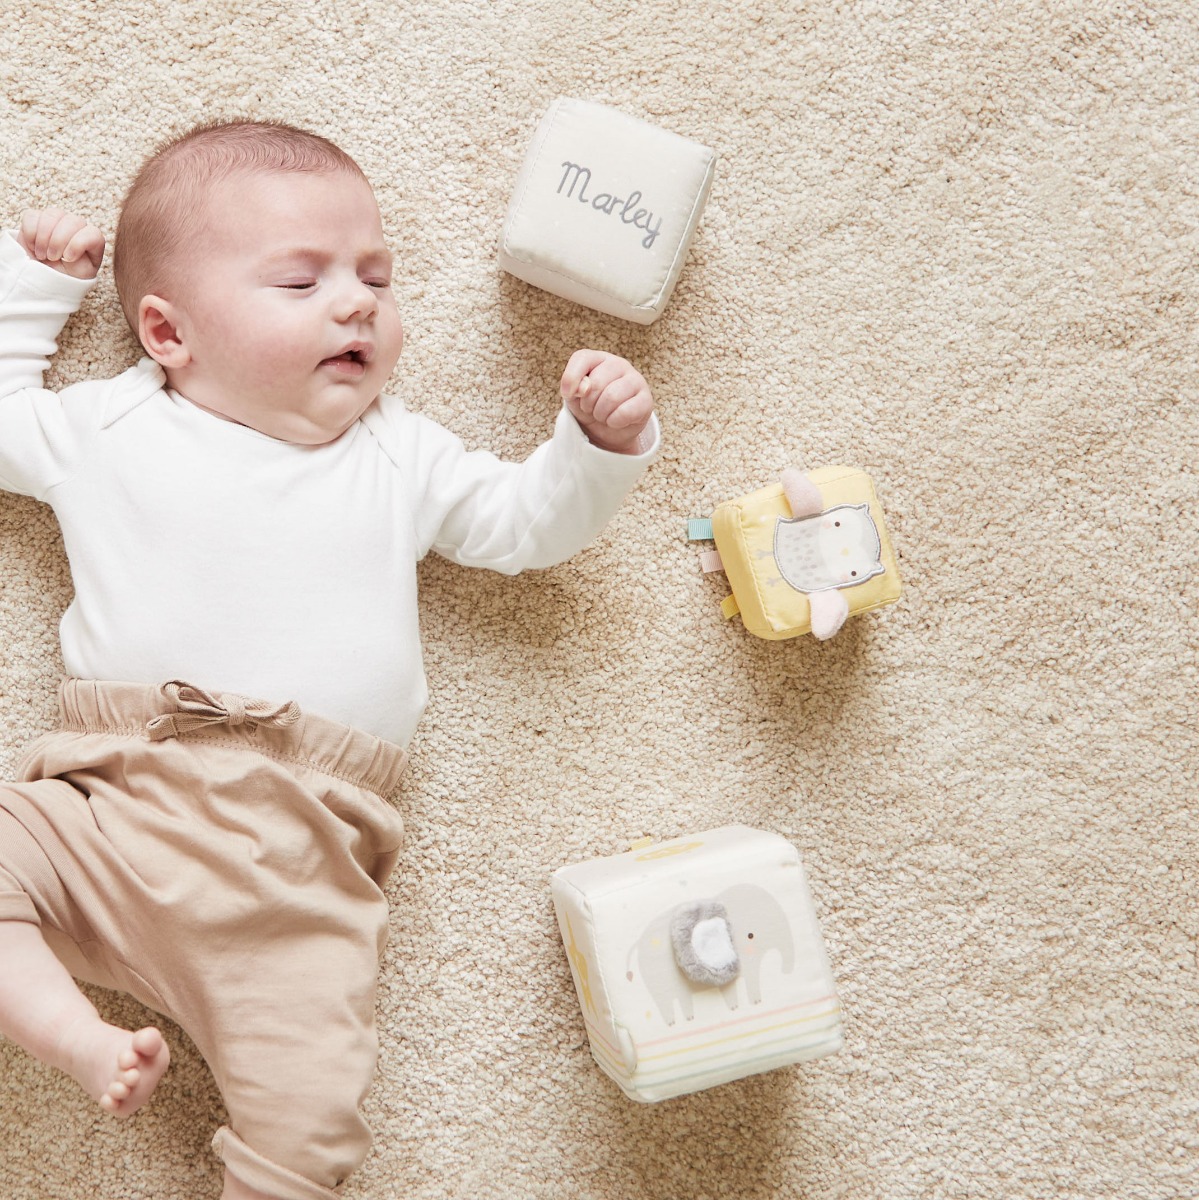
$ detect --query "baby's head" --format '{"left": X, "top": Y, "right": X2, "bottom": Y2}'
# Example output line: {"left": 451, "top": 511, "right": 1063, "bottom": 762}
{"left": 113, "top": 120, "right": 367, "bottom": 330}
{"left": 114, "top": 120, "right": 404, "bottom": 445}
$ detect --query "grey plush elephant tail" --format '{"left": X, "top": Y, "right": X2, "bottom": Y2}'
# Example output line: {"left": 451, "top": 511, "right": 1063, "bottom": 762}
{"left": 670, "top": 901, "right": 741, "bottom": 987}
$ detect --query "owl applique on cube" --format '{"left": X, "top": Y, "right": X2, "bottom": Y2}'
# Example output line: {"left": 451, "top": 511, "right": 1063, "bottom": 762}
{"left": 691, "top": 466, "right": 902, "bottom": 640}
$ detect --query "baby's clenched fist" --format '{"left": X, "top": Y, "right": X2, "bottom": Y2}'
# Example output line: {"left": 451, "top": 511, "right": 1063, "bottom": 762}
{"left": 560, "top": 350, "right": 655, "bottom": 455}
{"left": 17, "top": 207, "right": 105, "bottom": 280}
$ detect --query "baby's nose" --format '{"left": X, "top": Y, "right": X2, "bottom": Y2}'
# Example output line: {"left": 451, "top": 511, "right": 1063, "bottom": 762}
{"left": 336, "top": 279, "right": 379, "bottom": 320}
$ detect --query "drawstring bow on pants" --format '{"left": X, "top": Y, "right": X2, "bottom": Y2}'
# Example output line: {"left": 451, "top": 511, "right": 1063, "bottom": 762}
{"left": 145, "top": 681, "right": 302, "bottom": 742}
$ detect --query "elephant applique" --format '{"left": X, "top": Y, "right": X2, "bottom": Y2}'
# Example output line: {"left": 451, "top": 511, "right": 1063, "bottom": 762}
{"left": 626, "top": 884, "right": 797, "bottom": 1026}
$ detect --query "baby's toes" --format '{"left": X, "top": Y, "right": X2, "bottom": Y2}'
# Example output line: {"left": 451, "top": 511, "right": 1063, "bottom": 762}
{"left": 131, "top": 1028, "right": 164, "bottom": 1060}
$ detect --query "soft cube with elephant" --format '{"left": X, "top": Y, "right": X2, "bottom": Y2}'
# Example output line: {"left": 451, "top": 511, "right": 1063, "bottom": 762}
{"left": 550, "top": 826, "right": 842, "bottom": 1102}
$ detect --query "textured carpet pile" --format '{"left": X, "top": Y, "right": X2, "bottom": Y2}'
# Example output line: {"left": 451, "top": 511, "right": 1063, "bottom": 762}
{"left": 1, "top": 2, "right": 1196, "bottom": 1198}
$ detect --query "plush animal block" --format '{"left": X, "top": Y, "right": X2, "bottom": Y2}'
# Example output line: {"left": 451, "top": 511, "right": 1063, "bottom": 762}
{"left": 498, "top": 98, "right": 716, "bottom": 324}
{"left": 690, "top": 466, "right": 902, "bottom": 640}
{"left": 550, "top": 826, "right": 842, "bottom": 1103}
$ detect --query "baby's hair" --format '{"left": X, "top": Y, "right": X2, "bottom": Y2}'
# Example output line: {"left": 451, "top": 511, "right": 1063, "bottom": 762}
{"left": 113, "top": 119, "right": 368, "bottom": 332}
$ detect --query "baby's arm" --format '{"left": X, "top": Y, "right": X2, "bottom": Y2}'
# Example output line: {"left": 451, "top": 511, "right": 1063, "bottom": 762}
{"left": 0, "top": 208, "right": 107, "bottom": 498}
{"left": 15, "top": 207, "right": 105, "bottom": 280}
{"left": 1, "top": 208, "right": 99, "bottom": 404}
{"left": 560, "top": 350, "right": 655, "bottom": 455}
{"left": 366, "top": 350, "right": 659, "bottom": 574}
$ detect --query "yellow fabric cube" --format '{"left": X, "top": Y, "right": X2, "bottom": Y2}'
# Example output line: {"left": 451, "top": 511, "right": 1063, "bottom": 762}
{"left": 711, "top": 467, "right": 901, "bottom": 640}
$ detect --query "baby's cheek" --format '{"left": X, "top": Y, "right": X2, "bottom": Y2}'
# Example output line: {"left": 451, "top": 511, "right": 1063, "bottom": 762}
{"left": 246, "top": 357, "right": 289, "bottom": 392}
{"left": 380, "top": 312, "right": 405, "bottom": 368}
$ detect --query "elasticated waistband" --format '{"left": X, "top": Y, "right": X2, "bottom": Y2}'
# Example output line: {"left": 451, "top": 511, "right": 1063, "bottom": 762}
{"left": 56, "top": 678, "right": 408, "bottom": 798}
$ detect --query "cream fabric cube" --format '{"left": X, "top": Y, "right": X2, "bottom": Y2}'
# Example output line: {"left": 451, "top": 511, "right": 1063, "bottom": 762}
{"left": 551, "top": 826, "right": 842, "bottom": 1102}
{"left": 498, "top": 98, "right": 716, "bottom": 324}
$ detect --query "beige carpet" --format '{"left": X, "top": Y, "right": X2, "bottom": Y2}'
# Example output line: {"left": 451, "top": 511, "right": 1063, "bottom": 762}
{"left": 2, "top": 1, "right": 1197, "bottom": 1197}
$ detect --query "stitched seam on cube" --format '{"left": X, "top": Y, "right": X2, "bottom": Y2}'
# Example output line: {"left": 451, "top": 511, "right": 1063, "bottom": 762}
{"left": 499, "top": 99, "right": 567, "bottom": 261}
{"left": 642, "top": 148, "right": 716, "bottom": 310}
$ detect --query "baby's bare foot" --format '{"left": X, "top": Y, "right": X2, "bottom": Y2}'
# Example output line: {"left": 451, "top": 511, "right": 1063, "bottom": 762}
{"left": 56, "top": 1018, "right": 170, "bottom": 1117}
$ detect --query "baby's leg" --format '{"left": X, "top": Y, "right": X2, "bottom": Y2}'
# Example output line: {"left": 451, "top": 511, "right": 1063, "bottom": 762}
{"left": 0, "top": 919, "right": 170, "bottom": 1115}
{"left": 0, "top": 785, "right": 171, "bottom": 1116}
{"left": 201, "top": 932, "right": 384, "bottom": 1200}
{"left": 184, "top": 884, "right": 392, "bottom": 1199}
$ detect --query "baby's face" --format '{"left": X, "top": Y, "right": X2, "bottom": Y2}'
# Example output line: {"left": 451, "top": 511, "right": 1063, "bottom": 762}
{"left": 162, "top": 168, "right": 404, "bottom": 444}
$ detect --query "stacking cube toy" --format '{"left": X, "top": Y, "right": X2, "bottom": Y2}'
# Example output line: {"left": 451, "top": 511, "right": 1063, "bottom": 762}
{"left": 551, "top": 826, "right": 842, "bottom": 1102}
{"left": 498, "top": 98, "right": 716, "bottom": 324}
{"left": 690, "top": 466, "right": 902, "bottom": 640}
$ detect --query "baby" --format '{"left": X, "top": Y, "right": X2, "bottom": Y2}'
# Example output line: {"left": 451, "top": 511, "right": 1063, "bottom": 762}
{"left": 0, "top": 120, "right": 658, "bottom": 1200}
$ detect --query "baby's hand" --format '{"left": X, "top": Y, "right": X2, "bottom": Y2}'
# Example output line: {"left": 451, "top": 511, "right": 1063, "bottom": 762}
{"left": 16, "top": 207, "right": 105, "bottom": 280}
{"left": 560, "top": 350, "right": 655, "bottom": 455}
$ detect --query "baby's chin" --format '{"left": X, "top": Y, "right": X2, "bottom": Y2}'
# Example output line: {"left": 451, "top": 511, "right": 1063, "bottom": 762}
{"left": 270, "top": 415, "right": 364, "bottom": 446}
{"left": 261, "top": 397, "right": 381, "bottom": 446}
{"left": 171, "top": 378, "right": 382, "bottom": 445}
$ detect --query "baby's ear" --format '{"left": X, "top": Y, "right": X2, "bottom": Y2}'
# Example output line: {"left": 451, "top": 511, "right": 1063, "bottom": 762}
{"left": 138, "top": 295, "right": 190, "bottom": 368}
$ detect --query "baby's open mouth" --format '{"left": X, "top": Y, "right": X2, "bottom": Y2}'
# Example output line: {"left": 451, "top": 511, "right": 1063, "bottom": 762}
{"left": 320, "top": 346, "right": 371, "bottom": 372}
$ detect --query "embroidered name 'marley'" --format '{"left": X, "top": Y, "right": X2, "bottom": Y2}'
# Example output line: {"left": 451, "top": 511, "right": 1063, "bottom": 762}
{"left": 557, "top": 162, "right": 663, "bottom": 250}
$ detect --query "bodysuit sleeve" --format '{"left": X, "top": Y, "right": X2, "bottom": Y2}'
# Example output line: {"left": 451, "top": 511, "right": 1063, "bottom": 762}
{"left": 363, "top": 396, "right": 660, "bottom": 574}
{"left": 0, "top": 231, "right": 105, "bottom": 498}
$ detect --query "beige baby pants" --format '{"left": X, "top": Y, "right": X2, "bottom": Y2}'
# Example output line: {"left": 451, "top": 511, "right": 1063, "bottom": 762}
{"left": 0, "top": 678, "right": 408, "bottom": 1200}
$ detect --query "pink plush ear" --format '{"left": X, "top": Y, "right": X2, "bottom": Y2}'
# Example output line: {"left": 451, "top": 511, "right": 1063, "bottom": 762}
{"left": 781, "top": 468, "right": 823, "bottom": 518}
{"left": 808, "top": 591, "right": 850, "bottom": 640}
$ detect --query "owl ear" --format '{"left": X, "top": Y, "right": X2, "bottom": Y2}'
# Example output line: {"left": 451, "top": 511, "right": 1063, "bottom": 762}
{"left": 782, "top": 468, "right": 823, "bottom": 519}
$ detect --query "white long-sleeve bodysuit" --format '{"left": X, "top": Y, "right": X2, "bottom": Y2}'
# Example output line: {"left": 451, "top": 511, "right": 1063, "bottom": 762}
{"left": 0, "top": 232, "right": 659, "bottom": 745}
